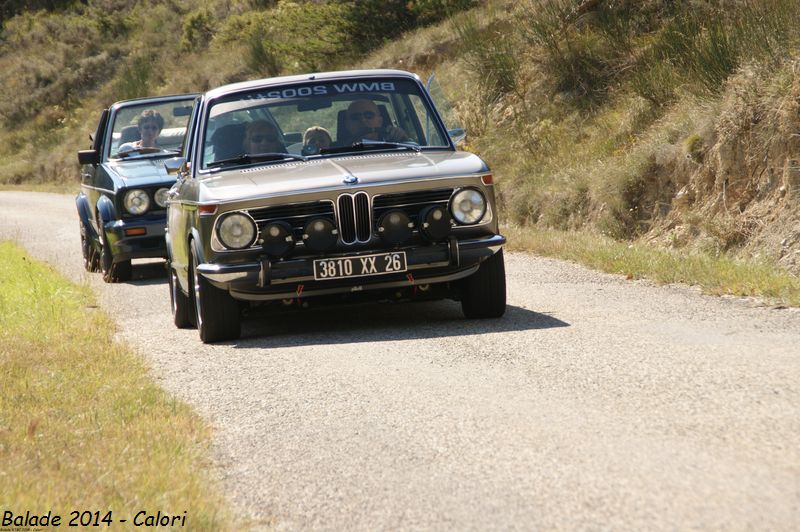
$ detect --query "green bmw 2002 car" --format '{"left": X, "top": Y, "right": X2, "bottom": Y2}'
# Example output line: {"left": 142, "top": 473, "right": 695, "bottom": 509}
{"left": 165, "top": 70, "right": 506, "bottom": 343}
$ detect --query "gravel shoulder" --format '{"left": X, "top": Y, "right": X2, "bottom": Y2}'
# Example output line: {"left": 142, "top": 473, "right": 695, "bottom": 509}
{"left": 2, "top": 191, "right": 798, "bottom": 530}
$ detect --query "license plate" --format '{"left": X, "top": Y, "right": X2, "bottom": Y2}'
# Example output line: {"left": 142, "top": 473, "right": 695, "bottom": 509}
{"left": 313, "top": 251, "right": 407, "bottom": 281}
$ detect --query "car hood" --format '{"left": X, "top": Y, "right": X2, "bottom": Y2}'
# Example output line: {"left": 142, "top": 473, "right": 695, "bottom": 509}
{"left": 106, "top": 157, "right": 176, "bottom": 187}
{"left": 198, "top": 151, "right": 488, "bottom": 202}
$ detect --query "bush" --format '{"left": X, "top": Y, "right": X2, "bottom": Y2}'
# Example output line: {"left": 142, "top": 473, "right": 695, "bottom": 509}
{"left": 452, "top": 13, "right": 519, "bottom": 105}
{"left": 181, "top": 8, "right": 215, "bottom": 52}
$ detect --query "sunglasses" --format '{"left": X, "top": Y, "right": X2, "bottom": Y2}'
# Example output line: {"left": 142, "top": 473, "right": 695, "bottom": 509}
{"left": 348, "top": 111, "right": 377, "bottom": 121}
{"left": 249, "top": 134, "right": 279, "bottom": 143}
{"left": 141, "top": 124, "right": 160, "bottom": 131}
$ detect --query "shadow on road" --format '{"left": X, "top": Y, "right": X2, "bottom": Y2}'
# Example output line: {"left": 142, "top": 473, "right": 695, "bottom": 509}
{"left": 232, "top": 300, "right": 569, "bottom": 348}
{"left": 126, "top": 260, "right": 168, "bottom": 285}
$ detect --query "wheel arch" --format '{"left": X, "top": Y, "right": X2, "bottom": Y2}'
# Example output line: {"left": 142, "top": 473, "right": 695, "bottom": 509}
{"left": 96, "top": 194, "right": 117, "bottom": 228}
{"left": 75, "top": 193, "right": 98, "bottom": 240}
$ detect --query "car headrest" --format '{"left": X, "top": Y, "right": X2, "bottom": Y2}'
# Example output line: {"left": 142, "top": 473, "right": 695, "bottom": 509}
{"left": 119, "top": 125, "right": 140, "bottom": 144}
{"left": 211, "top": 123, "right": 245, "bottom": 162}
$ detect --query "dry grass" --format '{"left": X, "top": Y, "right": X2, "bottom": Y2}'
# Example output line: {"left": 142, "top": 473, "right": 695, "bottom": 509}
{"left": 504, "top": 224, "right": 800, "bottom": 306}
{"left": 0, "top": 241, "right": 235, "bottom": 529}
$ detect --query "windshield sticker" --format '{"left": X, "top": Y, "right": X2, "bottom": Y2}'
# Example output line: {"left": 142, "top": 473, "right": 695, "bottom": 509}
{"left": 263, "top": 82, "right": 396, "bottom": 100}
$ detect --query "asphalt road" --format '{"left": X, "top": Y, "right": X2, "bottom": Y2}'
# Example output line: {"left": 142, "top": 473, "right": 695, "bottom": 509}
{"left": 2, "top": 190, "right": 798, "bottom": 531}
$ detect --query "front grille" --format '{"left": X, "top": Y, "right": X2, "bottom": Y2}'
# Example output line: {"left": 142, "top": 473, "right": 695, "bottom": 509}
{"left": 249, "top": 201, "right": 335, "bottom": 244}
{"left": 372, "top": 188, "right": 453, "bottom": 222}
{"left": 337, "top": 192, "right": 371, "bottom": 244}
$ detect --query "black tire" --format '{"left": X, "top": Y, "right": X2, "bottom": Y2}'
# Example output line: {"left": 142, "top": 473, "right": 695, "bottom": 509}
{"left": 168, "top": 262, "right": 192, "bottom": 329}
{"left": 79, "top": 221, "right": 98, "bottom": 272}
{"left": 190, "top": 244, "right": 240, "bottom": 343}
{"left": 99, "top": 225, "right": 132, "bottom": 283}
{"left": 460, "top": 249, "right": 507, "bottom": 319}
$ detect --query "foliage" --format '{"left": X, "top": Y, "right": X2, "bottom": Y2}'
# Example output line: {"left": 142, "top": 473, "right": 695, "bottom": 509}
{"left": 451, "top": 12, "right": 519, "bottom": 105}
{"left": 504, "top": 224, "right": 800, "bottom": 305}
{"left": 181, "top": 7, "right": 216, "bottom": 52}
{"left": 0, "top": 241, "right": 234, "bottom": 529}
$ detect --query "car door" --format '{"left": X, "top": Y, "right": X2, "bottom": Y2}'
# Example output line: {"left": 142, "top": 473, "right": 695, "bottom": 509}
{"left": 167, "top": 98, "right": 202, "bottom": 288}
{"left": 82, "top": 108, "right": 109, "bottom": 234}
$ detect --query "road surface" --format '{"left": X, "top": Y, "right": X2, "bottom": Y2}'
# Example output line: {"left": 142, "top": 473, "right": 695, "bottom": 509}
{"left": 1, "top": 191, "right": 798, "bottom": 530}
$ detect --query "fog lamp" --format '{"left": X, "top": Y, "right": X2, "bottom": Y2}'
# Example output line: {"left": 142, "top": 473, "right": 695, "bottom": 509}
{"left": 302, "top": 218, "right": 338, "bottom": 251}
{"left": 378, "top": 209, "right": 412, "bottom": 245}
{"left": 262, "top": 221, "right": 294, "bottom": 257}
{"left": 418, "top": 205, "right": 451, "bottom": 241}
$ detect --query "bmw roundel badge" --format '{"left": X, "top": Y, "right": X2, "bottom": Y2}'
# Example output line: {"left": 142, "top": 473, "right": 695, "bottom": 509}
{"left": 343, "top": 175, "right": 359, "bottom": 185}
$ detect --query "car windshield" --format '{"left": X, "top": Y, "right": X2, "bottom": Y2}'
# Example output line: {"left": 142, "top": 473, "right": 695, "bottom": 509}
{"left": 108, "top": 98, "right": 195, "bottom": 160}
{"left": 201, "top": 77, "right": 450, "bottom": 170}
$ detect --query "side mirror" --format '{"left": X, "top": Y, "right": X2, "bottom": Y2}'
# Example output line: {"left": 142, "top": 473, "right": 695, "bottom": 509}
{"left": 448, "top": 128, "right": 467, "bottom": 146}
{"left": 164, "top": 156, "right": 187, "bottom": 176}
{"left": 77, "top": 149, "right": 100, "bottom": 165}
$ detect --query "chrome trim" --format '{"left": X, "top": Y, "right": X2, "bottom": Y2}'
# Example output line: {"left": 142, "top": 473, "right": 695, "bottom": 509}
{"left": 336, "top": 191, "right": 372, "bottom": 245}
{"left": 230, "top": 265, "right": 478, "bottom": 301}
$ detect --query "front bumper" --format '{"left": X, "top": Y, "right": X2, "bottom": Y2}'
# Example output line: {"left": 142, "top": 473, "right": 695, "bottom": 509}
{"left": 197, "top": 234, "right": 505, "bottom": 301}
{"left": 105, "top": 216, "right": 168, "bottom": 261}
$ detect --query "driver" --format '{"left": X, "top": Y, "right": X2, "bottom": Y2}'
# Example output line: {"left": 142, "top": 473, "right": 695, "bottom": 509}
{"left": 340, "top": 99, "right": 408, "bottom": 146}
{"left": 118, "top": 109, "right": 163, "bottom": 152}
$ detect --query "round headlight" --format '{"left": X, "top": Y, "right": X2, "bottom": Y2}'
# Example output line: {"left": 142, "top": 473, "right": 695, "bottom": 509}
{"left": 154, "top": 188, "right": 170, "bottom": 208}
{"left": 124, "top": 189, "right": 150, "bottom": 215}
{"left": 450, "top": 188, "right": 486, "bottom": 225}
{"left": 217, "top": 212, "right": 257, "bottom": 250}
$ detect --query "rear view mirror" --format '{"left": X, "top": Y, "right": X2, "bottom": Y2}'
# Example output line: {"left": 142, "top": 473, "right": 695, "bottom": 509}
{"left": 164, "top": 157, "right": 187, "bottom": 175}
{"left": 78, "top": 149, "right": 100, "bottom": 165}
{"left": 173, "top": 105, "right": 193, "bottom": 117}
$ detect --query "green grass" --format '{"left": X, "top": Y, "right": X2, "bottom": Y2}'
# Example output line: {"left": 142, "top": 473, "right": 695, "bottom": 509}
{"left": 504, "top": 225, "right": 800, "bottom": 306}
{"left": 0, "top": 241, "right": 234, "bottom": 529}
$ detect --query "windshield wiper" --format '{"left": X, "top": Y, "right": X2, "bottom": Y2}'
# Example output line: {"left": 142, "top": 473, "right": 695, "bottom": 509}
{"left": 114, "top": 147, "right": 167, "bottom": 159}
{"left": 207, "top": 152, "right": 307, "bottom": 168}
{"left": 321, "top": 139, "right": 421, "bottom": 155}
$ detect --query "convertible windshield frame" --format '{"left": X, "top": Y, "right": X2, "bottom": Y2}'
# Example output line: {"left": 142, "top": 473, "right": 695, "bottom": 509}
{"left": 196, "top": 75, "right": 453, "bottom": 174}
{"left": 104, "top": 95, "right": 198, "bottom": 162}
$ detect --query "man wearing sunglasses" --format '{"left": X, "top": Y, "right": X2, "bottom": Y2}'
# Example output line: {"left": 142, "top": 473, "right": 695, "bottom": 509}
{"left": 341, "top": 99, "right": 408, "bottom": 146}
{"left": 118, "top": 109, "right": 164, "bottom": 153}
{"left": 243, "top": 120, "right": 286, "bottom": 154}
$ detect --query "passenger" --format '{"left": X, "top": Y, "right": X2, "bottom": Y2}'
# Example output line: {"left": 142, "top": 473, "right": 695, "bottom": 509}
{"left": 243, "top": 120, "right": 285, "bottom": 154}
{"left": 301, "top": 126, "right": 332, "bottom": 155}
{"left": 118, "top": 109, "right": 164, "bottom": 152}
{"left": 341, "top": 99, "right": 408, "bottom": 146}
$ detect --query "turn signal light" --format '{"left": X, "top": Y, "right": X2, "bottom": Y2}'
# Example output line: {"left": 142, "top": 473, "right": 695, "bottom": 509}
{"left": 481, "top": 174, "right": 493, "bottom": 185}
{"left": 124, "top": 227, "right": 146, "bottom": 236}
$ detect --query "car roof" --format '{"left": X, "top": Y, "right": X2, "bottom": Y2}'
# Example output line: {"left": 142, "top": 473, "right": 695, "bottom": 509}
{"left": 204, "top": 69, "right": 422, "bottom": 100}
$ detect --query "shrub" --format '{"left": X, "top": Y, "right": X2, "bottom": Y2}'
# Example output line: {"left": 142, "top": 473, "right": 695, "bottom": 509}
{"left": 451, "top": 13, "right": 519, "bottom": 105}
{"left": 181, "top": 8, "right": 215, "bottom": 52}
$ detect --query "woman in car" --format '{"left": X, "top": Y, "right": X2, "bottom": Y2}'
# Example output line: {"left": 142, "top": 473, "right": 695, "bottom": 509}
{"left": 118, "top": 109, "right": 164, "bottom": 152}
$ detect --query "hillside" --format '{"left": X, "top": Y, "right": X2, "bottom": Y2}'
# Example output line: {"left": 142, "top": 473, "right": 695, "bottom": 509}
{"left": 2, "top": 0, "right": 799, "bottom": 276}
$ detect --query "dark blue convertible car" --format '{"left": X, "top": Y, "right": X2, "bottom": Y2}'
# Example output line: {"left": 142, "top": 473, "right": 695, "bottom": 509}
{"left": 76, "top": 94, "right": 197, "bottom": 282}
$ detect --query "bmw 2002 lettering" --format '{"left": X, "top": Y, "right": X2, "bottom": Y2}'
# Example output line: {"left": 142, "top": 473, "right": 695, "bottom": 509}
{"left": 165, "top": 70, "right": 506, "bottom": 343}
{"left": 76, "top": 94, "right": 197, "bottom": 282}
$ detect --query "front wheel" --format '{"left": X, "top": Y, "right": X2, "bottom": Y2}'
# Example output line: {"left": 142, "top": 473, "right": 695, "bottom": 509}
{"left": 460, "top": 249, "right": 506, "bottom": 319}
{"left": 100, "top": 226, "right": 132, "bottom": 283}
{"left": 190, "top": 244, "right": 240, "bottom": 343}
